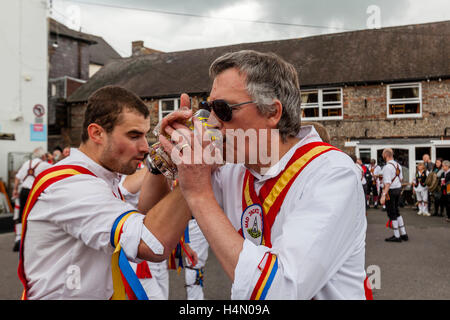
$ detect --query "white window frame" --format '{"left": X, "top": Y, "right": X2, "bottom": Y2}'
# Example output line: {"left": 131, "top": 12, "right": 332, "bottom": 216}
{"left": 386, "top": 82, "right": 422, "bottom": 119}
{"left": 158, "top": 98, "right": 180, "bottom": 121}
{"left": 301, "top": 88, "right": 343, "bottom": 121}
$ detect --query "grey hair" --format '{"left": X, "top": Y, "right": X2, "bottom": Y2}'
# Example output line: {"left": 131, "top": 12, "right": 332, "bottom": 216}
{"left": 32, "top": 147, "right": 45, "bottom": 159}
{"left": 443, "top": 160, "right": 450, "bottom": 167}
{"left": 209, "top": 50, "right": 302, "bottom": 142}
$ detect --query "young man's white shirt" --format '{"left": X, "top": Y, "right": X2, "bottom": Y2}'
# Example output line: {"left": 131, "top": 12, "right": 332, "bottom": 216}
{"left": 23, "top": 148, "right": 163, "bottom": 299}
{"left": 211, "top": 125, "right": 367, "bottom": 300}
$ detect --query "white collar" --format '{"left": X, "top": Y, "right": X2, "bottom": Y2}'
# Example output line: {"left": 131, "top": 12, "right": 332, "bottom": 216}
{"left": 59, "top": 148, "right": 121, "bottom": 184}
{"left": 248, "top": 125, "right": 322, "bottom": 183}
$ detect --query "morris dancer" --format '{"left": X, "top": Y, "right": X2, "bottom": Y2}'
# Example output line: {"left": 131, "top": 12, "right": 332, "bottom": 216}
{"left": 159, "top": 50, "right": 372, "bottom": 299}
{"left": 18, "top": 86, "right": 192, "bottom": 299}
{"left": 412, "top": 162, "right": 430, "bottom": 216}
{"left": 380, "top": 148, "right": 409, "bottom": 242}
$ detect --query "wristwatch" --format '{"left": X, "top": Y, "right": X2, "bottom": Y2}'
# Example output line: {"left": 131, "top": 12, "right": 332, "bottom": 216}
{"left": 145, "top": 155, "right": 162, "bottom": 175}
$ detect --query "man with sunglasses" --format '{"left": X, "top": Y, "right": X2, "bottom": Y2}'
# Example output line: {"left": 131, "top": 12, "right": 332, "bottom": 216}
{"left": 159, "top": 50, "right": 369, "bottom": 300}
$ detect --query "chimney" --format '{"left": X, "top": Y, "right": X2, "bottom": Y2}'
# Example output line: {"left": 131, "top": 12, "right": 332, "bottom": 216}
{"left": 132, "top": 40, "right": 144, "bottom": 57}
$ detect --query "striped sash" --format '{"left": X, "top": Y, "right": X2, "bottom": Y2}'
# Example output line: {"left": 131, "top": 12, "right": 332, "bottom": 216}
{"left": 17, "top": 165, "right": 97, "bottom": 300}
{"left": 242, "top": 142, "right": 341, "bottom": 300}
{"left": 110, "top": 211, "right": 148, "bottom": 300}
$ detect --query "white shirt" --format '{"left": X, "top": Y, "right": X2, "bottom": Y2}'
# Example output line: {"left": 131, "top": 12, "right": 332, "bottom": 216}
{"left": 16, "top": 159, "right": 52, "bottom": 189}
{"left": 382, "top": 160, "right": 403, "bottom": 189}
{"left": 371, "top": 165, "right": 382, "bottom": 177}
{"left": 211, "top": 126, "right": 367, "bottom": 300}
{"left": 23, "top": 148, "right": 160, "bottom": 299}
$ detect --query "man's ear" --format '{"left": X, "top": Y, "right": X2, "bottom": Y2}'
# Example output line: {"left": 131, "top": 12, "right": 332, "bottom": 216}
{"left": 87, "top": 123, "right": 105, "bottom": 144}
{"left": 267, "top": 99, "right": 283, "bottom": 128}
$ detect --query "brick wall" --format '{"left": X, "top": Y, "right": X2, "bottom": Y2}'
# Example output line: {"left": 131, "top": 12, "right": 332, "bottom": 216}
{"left": 323, "top": 79, "right": 450, "bottom": 152}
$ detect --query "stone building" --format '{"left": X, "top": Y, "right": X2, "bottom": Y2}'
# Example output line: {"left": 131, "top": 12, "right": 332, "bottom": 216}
{"left": 67, "top": 21, "right": 450, "bottom": 183}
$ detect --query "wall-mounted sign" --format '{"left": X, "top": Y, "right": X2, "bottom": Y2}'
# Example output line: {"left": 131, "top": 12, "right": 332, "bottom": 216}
{"left": 33, "top": 104, "right": 45, "bottom": 118}
{"left": 30, "top": 124, "right": 46, "bottom": 141}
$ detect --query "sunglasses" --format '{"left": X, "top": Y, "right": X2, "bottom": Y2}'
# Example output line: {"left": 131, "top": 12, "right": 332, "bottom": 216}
{"left": 199, "top": 100, "right": 254, "bottom": 122}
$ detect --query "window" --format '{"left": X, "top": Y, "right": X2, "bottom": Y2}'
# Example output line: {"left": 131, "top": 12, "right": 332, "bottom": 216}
{"left": 301, "top": 88, "right": 343, "bottom": 120}
{"left": 158, "top": 98, "right": 181, "bottom": 121}
{"left": 51, "top": 83, "right": 57, "bottom": 97}
{"left": 359, "top": 149, "right": 371, "bottom": 164}
{"left": 387, "top": 83, "right": 421, "bottom": 118}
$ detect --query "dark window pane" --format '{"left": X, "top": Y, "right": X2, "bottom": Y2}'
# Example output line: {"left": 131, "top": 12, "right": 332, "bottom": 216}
{"left": 323, "top": 108, "right": 342, "bottom": 117}
{"left": 301, "top": 92, "right": 318, "bottom": 104}
{"left": 161, "top": 100, "right": 175, "bottom": 112}
{"left": 390, "top": 86, "right": 419, "bottom": 99}
{"left": 302, "top": 108, "right": 319, "bottom": 118}
{"left": 323, "top": 90, "right": 341, "bottom": 102}
{"left": 389, "top": 103, "right": 420, "bottom": 114}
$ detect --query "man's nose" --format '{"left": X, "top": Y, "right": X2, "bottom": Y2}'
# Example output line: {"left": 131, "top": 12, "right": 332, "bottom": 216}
{"left": 139, "top": 137, "right": 150, "bottom": 154}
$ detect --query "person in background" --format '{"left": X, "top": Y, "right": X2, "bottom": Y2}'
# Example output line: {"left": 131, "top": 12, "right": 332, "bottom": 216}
{"left": 423, "top": 154, "right": 434, "bottom": 172}
{"left": 12, "top": 147, "right": 52, "bottom": 251}
{"left": 422, "top": 154, "right": 434, "bottom": 212}
{"left": 412, "top": 162, "right": 430, "bottom": 216}
{"left": 441, "top": 160, "right": 450, "bottom": 223}
{"left": 45, "top": 152, "right": 54, "bottom": 164}
{"left": 62, "top": 146, "right": 71, "bottom": 159}
{"left": 301, "top": 122, "right": 331, "bottom": 144}
{"left": 380, "top": 148, "right": 409, "bottom": 242}
{"left": 431, "top": 158, "right": 444, "bottom": 217}
{"left": 52, "top": 147, "right": 63, "bottom": 163}
{"left": 368, "top": 159, "right": 382, "bottom": 209}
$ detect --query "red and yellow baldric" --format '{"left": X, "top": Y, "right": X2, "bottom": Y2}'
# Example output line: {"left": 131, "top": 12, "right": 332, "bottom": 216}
{"left": 241, "top": 142, "right": 373, "bottom": 300}
{"left": 17, "top": 165, "right": 96, "bottom": 300}
{"left": 17, "top": 165, "right": 147, "bottom": 300}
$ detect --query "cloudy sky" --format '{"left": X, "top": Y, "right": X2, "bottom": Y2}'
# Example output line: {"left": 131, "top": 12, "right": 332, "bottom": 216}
{"left": 51, "top": 0, "right": 450, "bottom": 57}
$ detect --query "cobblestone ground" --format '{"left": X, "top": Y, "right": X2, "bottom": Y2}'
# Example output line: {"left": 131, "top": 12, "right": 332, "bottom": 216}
{"left": 1, "top": 206, "right": 448, "bottom": 300}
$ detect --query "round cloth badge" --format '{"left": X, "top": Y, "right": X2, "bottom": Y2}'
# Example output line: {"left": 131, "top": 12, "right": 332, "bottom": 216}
{"left": 241, "top": 204, "right": 264, "bottom": 245}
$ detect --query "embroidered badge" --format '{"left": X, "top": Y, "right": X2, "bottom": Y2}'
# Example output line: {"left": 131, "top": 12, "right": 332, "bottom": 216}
{"left": 241, "top": 204, "right": 263, "bottom": 245}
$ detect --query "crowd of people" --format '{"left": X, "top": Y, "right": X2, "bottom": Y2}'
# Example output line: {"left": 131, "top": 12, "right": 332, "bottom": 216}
{"left": 354, "top": 153, "right": 450, "bottom": 225}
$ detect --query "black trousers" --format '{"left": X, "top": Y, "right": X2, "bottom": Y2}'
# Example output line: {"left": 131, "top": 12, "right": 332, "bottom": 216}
{"left": 444, "top": 195, "right": 450, "bottom": 219}
{"left": 386, "top": 188, "right": 402, "bottom": 220}
{"left": 433, "top": 192, "right": 445, "bottom": 215}
{"left": 18, "top": 187, "right": 31, "bottom": 223}
{"left": 368, "top": 182, "right": 378, "bottom": 196}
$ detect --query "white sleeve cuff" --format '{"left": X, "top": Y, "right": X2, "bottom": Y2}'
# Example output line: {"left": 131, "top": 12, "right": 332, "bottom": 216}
{"left": 141, "top": 224, "right": 164, "bottom": 255}
{"left": 231, "top": 239, "right": 271, "bottom": 300}
{"left": 119, "top": 213, "right": 145, "bottom": 263}
{"left": 119, "top": 213, "right": 165, "bottom": 263}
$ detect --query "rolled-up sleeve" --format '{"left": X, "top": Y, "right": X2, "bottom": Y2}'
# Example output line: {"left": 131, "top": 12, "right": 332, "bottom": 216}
{"left": 40, "top": 175, "right": 147, "bottom": 258}
{"left": 231, "top": 165, "right": 366, "bottom": 299}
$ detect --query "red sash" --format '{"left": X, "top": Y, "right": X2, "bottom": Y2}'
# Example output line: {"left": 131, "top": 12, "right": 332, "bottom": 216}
{"left": 240, "top": 142, "right": 373, "bottom": 300}
{"left": 17, "top": 165, "right": 96, "bottom": 300}
{"left": 241, "top": 142, "right": 340, "bottom": 248}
